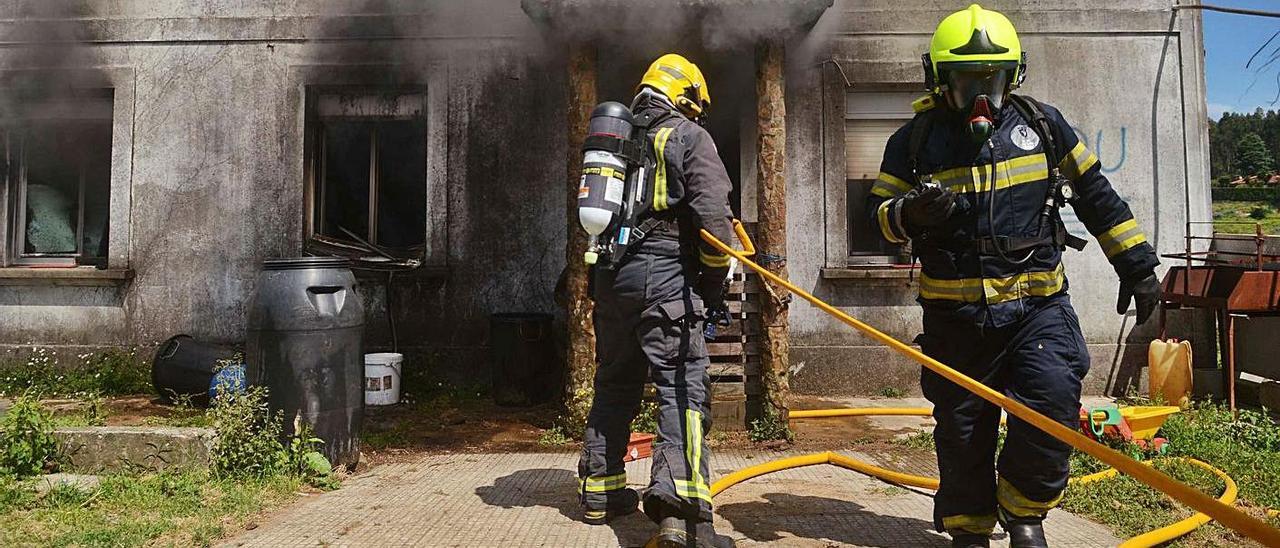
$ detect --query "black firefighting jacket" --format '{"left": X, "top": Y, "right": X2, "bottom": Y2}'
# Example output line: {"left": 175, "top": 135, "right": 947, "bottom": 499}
{"left": 867, "top": 97, "right": 1159, "bottom": 327}
{"left": 631, "top": 93, "right": 735, "bottom": 280}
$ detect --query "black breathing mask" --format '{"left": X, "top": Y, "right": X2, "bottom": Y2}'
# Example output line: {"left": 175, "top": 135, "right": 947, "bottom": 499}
{"left": 944, "top": 68, "right": 1010, "bottom": 144}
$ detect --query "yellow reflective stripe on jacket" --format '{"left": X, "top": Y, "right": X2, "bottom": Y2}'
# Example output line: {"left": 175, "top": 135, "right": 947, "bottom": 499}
{"left": 578, "top": 472, "right": 628, "bottom": 494}
{"left": 1058, "top": 141, "right": 1099, "bottom": 180}
{"left": 997, "top": 477, "right": 1064, "bottom": 518}
{"left": 699, "top": 249, "right": 731, "bottom": 268}
{"left": 919, "top": 263, "right": 1065, "bottom": 305}
{"left": 941, "top": 513, "right": 997, "bottom": 535}
{"left": 1096, "top": 218, "right": 1148, "bottom": 258}
{"left": 939, "top": 153, "right": 1049, "bottom": 194}
{"left": 876, "top": 200, "right": 907, "bottom": 244}
{"left": 652, "top": 127, "right": 675, "bottom": 211}
{"left": 871, "top": 172, "right": 913, "bottom": 198}
{"left": 680, "top": 409, "right": 711, "bottom": 503}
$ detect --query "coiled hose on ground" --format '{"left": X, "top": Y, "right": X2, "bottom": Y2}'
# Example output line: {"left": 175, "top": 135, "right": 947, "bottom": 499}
{"left": 710, "top": 407, "right": 1238, "bottom": 548}
{"left": 699, "top": 224, "right": 1280, "bottom": 546}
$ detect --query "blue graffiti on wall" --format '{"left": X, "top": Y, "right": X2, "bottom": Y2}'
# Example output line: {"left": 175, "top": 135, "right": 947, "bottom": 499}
{"left": 1071, "top": 126, "right": 1127, "bottom": 174}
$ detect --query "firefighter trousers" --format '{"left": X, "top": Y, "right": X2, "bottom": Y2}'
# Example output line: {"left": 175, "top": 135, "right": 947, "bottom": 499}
{"left": 915, "top": 293, "right": 1090, "bottom": 535}
{"left": 578, "top": 249, "right": 714, "bottom": 523}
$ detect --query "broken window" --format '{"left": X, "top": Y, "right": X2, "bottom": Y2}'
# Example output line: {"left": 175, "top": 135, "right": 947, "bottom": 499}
{"left": 845, "top": 91, "right": 917, "bottom": 266}
{"left": 4, "top": 91, "right": 114, "bottom": 267}
{"left": 308, "top": 91, "right": 428, "bottom": 259}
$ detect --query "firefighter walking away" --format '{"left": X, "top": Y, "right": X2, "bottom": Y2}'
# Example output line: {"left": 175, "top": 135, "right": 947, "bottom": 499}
{"left": 575, "top": 53, "right": 737, "bottom": 548}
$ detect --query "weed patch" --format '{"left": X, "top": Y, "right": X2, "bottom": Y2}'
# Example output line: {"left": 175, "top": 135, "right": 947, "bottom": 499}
{"left": 0, "top": 348, "right": 150, "bottom": 399}
{"left": 748, "top": 408, "right": 794, "bottom": 443}
{"left": 0, "top": 394, "right": 60, "bottom": 477}
{"left": 537, "top": 425, "right": 573, "bottom": 447}
{"left": 895, "top": 430, "right": 934, "bottom": 451}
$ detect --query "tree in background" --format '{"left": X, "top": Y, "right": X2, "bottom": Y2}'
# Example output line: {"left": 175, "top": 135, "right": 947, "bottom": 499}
{"left": 1235, "top": 132, "right": 1275, "bottom": 181}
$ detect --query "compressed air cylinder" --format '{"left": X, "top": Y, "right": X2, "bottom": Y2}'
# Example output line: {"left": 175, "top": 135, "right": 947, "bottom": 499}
{"left": 578, "top": 102, "right": 634, "bottom": 264}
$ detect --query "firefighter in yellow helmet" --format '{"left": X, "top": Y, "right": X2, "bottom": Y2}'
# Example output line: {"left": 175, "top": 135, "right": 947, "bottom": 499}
{"left": 866, "top": 5, "right": 1160, "bottom": 548}
{"left": 576, "top": 53, "right": 736, "bottom": 548}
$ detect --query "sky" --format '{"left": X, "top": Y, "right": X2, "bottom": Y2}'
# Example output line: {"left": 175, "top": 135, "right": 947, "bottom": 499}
{"left": 1204, "top": 0, "right": 1280, "bottom": 120}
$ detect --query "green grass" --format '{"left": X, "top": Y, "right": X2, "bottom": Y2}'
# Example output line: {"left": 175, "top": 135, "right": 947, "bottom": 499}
{"left": 0, "top": 471, "right": 299, "bottom": 547}
{"left": 1061, "top": 402, "right": 1280, "bottom": 546}
{"left": 1212, "top": 200, "right": 1280, "bottom": 234}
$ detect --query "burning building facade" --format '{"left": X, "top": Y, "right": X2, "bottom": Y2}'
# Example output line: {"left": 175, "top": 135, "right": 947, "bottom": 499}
{"left": 0, "top": 1, "right": 1211, "bottom": 399}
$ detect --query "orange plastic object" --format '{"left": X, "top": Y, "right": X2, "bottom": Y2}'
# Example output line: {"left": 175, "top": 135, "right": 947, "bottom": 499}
{"left": 624, "top": 433, "right": 654, "bottom": 462}
{"left": 1149, "top": 339, "right": 1193, "bottom": 408}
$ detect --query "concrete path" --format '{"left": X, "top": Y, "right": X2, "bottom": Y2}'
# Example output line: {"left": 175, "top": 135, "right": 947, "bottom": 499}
{"left": 223, "top": 450, "right": 1120, "bottom": 547}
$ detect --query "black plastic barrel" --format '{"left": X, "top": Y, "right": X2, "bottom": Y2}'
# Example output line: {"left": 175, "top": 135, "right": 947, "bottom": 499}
{"left": 489, "top": 313, "right": 559, "bottom": 407}
{"left": 151, "top": 335, "right": 239, "bottom": 406}
{"left": 246, "top": 257, "right": 364, "bottom": 467}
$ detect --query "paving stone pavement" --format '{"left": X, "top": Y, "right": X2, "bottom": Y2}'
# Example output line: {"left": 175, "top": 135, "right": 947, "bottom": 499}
{"left": 223, "top": 450, "right": 1120, "bottom": 547}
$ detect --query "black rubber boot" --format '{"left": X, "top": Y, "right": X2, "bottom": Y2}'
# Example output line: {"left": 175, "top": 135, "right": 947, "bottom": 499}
{"left": 583, "top": 488, "right": 640, "bottom": 525}
{"left": 949, "top": 533, "right": 991, "bottom": 548}
{"left": 651, "top": 515, "right": 735, "bottom": 548}
{"left": 1000, "top": 512, "right": 1048, "bottom": 548}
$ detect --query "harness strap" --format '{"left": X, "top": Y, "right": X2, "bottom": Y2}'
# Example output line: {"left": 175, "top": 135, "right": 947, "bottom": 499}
{"left": 907, "top": 110, "right": 935, "bottom": 182}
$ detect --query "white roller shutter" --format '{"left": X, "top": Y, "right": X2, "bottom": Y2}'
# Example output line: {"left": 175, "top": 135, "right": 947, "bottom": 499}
{"left": 844, "top": 91, "right": 918, "bottom": 181}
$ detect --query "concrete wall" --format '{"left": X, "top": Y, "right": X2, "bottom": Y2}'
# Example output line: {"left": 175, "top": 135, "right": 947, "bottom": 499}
{"left": 0, "top": 0, "right": 1213, "bottom": 397}
{"left": 786, "top": 0, "right": 1215, "bottom": 397}
{"left": 0, "top": 1, "right": 567, "bottom": 385}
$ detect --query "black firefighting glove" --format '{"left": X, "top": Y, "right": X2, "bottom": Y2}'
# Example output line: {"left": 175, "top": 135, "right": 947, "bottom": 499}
{"left": 1117, "top": 272, "right": 1160, "bottom": 325}
{"left": 696, "top": 273, "right": 728, "bottom": 314}
{"left": 902, "top": 185, "right": 959, "bottom": 232}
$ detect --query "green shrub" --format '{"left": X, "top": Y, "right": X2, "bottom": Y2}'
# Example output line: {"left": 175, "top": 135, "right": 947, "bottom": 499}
{"left": 748, "top": 408, "right": 794, "bottom": 443}
{"left": 630, "top": 400, "right": 659, "bottom": 434}
{"left": 0, "top": 395, "right": 60, "bottom": 477}
{"left": 209, "top": 387, "right": 286, "bottom": 479}
{"left": 1212, "top": 186, "right": 1280, "bottom": 202}
{"left": 1251, "top": 206, "right": 1271, "bottom": 220}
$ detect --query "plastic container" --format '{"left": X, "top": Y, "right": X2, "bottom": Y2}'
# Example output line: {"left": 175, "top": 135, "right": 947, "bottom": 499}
{"left": 1120, "top": 406, "right": 1181, "bottom": 440}
{"left": 246, "top": 257, "right": 365, "bottom": 467}
{"left": 151, "top": 334, "right": 241, "bottom": 406}
{"left": 364, "top": 353, "right": 403, "bottom": 406}
{"left": 1148, "top": 339, "right": 1193, "bottom": 408}
{"left": 489, "top": 313, "right": 560, "bottom": 407}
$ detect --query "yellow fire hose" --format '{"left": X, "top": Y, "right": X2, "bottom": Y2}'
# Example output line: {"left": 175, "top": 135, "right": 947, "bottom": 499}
{"left": 713, "top": 407, "right": 1237, "bottom": 547}
{"left": 700, "top": 224, "right": 1280, "bottom": 546}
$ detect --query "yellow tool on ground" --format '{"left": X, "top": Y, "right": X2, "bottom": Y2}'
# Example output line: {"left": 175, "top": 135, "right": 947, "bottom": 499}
{"left": 699, "top": 226, "right": 1280, "bottom": 547}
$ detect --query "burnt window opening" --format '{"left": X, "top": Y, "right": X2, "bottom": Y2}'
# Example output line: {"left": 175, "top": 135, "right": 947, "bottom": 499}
{"left": 308, "top": 91, "right": 428, "bottom": 260}
{"left": 4, "top": 90, "right": 114, "bottom": 267}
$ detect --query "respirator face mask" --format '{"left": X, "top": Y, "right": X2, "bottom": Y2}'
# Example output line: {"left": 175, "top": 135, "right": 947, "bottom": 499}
{"left": 942, "top": 63, "right": 1013, "bottom": 143}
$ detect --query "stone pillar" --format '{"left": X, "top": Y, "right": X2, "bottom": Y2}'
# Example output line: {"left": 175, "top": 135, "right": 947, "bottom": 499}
{"left": 754, "top": 40, "right": 791, "bottom": 421}
{"left": 563, "top": 44, "right": 598, "bottom": 435}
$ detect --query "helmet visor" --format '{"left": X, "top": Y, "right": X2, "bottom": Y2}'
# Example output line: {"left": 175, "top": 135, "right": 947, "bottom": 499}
{"left": 942, "top": 62, "right": 1016, "bottom": 111}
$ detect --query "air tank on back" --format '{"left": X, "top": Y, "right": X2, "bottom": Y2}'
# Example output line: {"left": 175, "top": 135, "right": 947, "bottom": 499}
{"left": 579, "top": 101, "right": 634, "bottom": 265}
{"left": 246, "top": 257, "right": 365, "bottom": 468}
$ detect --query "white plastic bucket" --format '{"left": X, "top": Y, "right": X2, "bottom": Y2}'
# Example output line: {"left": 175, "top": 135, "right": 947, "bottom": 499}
{"left": 364, "top": 353, "right": 403, "bottom": 406}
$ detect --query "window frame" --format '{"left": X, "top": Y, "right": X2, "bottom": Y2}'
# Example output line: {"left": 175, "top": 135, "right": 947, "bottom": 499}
{"left": 2, "top": 91, "right": 116, "bottom": 268}
{"left": 304, "top": 88, "right": 430, "bottom": 260}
